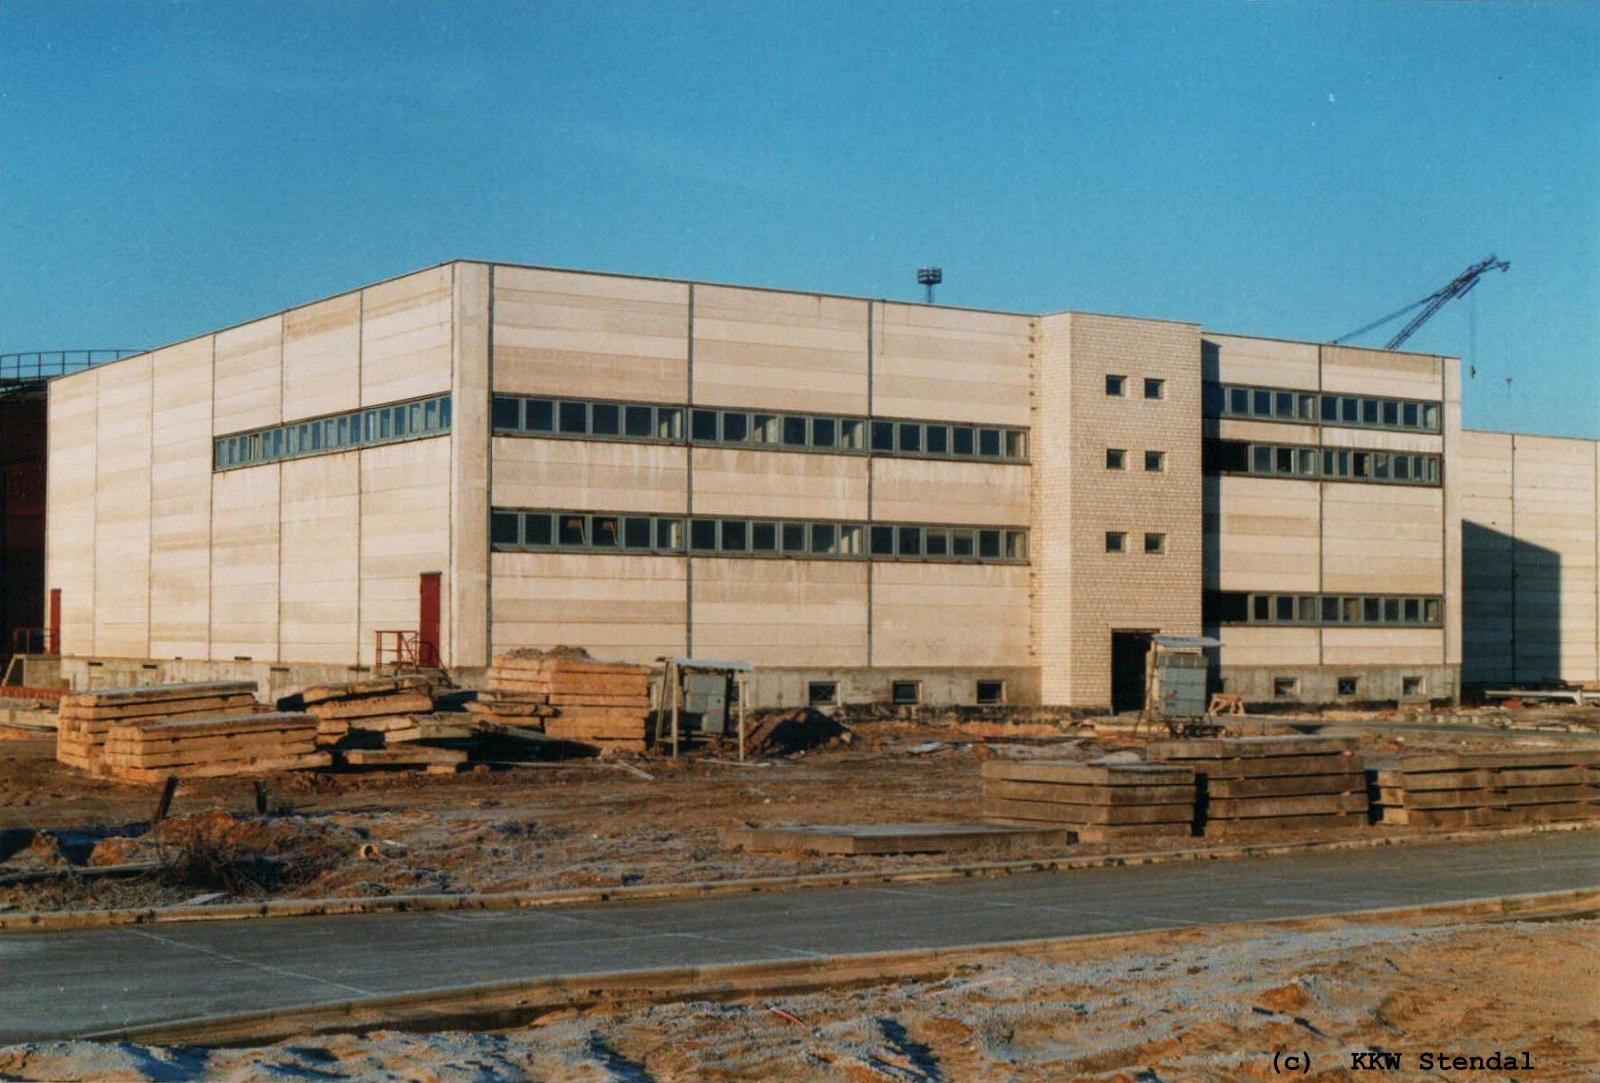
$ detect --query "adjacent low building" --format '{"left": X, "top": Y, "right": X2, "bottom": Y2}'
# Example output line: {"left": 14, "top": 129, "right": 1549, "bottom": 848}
{"left": 39, "top": 260, "right": 1600, "bottom": 707}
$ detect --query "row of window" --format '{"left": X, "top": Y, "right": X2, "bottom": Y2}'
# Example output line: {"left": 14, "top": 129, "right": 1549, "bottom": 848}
{"left": 1106, "top": 531, "right": 1166, "bottom": 554}
{"left": 1266, "top": 674, "right": 1427, "bottom": 699}
{"left": 1106, "top": 375, "right": 1165, "bottom": 400}
{"left": 1205, "top": 440, "right": 1442, "bottom": 487}
{"left": 808, "top": 678, "right": 1006, "bottom": 706}
{"left": 214, "top": 394, "right": 453, "bottom": 471}
{"left": 1107, "top": 449, "right": 1166, "bottom": 472}
{"left": 1206, "top": 591, "right": 1443, "bottom": 627}
{"left": 491, "top": 509, "right": 1029, "bottom": 563}
{"left": 1208, "top": 383, "right": 1441, "bottom": 433}
{"left": 490, "top": 394, "right": 1030, "bottom": 462}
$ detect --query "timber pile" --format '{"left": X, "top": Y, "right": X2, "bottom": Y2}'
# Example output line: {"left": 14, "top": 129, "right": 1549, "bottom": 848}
{"left": 1146, "top": 736, "right": 1368, "bottom": 838}
{"left": 1372, "top": 749, "right": 1600, "bottom": 828}
{"left": 295, "top": 676, "right": 435, "bottom": 746}
{"left": 487, "top": 648, "right": 653, "bottom": 752}
{"left": 55, "top": 682, "right": 259, "bottom": 774}
{"left": 980, "top": 760, "right": 1197, "bottom": 842}
{"left": 100, "top": 712, "right": 328, "bottom": 783}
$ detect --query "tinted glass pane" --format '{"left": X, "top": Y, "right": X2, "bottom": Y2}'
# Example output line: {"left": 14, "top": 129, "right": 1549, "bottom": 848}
{"left": 978, "top": 429, "right": 1001, "bottom": 457}
{"left": 590, "top": 403, "right": 620, "bottom": 435}
{"left": 811, "top": 417, "right": 835, "bottom": 447}
{"left": 491, "top": 512, "right": 519, "bottom": 545}
{"left": 1382, "top": 401, "right": 1399, "bottom": 426}
{"left": 952, "top": 426, "right": 975, "bottom": 455}
{"left": 1275, "top": 596, "right": 1294, "bottom": 621}
{"left": 1275, "top": 448, "right": 1293, "bottom": 474}
{"left": 1404, "top": 598, "right": 1420, "bottom": 622}
{"left": 1403, "top": 403, "right": 1419, "bottom": 427}
{"left": 721, "top": 412, "right": 748, "bottom": 442}
{"left": 624, "top": 517, "right": 651, "bottom": 548}
{"left": 524, "top": 514, "right": 553, "bottom": 546}
{"left": 519, "top": 399, "right": 551, "bottom": 432}
{"left": 1253, "top": 446, "right": 1273, "bottom": 473}
{"left": 720, "top": 519, "right": 747, "bottom": 551}
{"left": 1275, "top": 392, "right": 1294, "bottom": 417}
{"left": 1363, "top": 597, "right": 1381, "bottom": 622}
{"left": 871, "top": 421, "right": 895, "bottom": 451}
{"left": 690, "top": 519, "right": 717, "bottom": 550}
{"left": 978, "top": 530, "right": 1001, "bottom": 558}
{"left": 1393, "top": 456, "right": 1410, "bottom": 480}
{"left": 1362, "top": 399, "right": 1379, "bottom": 424}
{"left": 782, "top": 522, "right": 807, "bottom": 551}
{"left": 1253, "top": 596, "right": 1270, "bottom": 621}
{"left": 783, "top": 416, "right": 808, "bottom": 446}
{"left": 925, "top": 530, "right": 948, "bottom": 556}
{"left": 1422, "top": 404, "right": 1439, "bottom": 430}
{"left": 810, "top": 523, "right": 835, "bottom": 554}
{"left": 1232, "top": 388, "right": 1252, "bottom": 415}
{"left": 952, "top": 531, "right": 975, "bottom": 557}
{"left": 1253, "top": 390, "right": 1272, "bottom": 415}
{"left": 1383, "top": 597, "right": 1400, "bottom": 621}
{"left": 870, "top": 526, "right": 895, "bottom": 555}
{"left": 691, "top": 409, "right": 719, "bottom": 441}
{"left": 897, "top": 527, "right": 921, "bottom": 556}
{"left": 898, "top": 423, "right": 921, "bottom": 453}
{"left": 1321, "top": 596, "right": 1339, "bottom": 621}
{"left": 558, "top": 515, "right": 586, "bottom": 546}
{"left": 1321, "top": 395, "right": 1338, "bottom": 421}
{"left": 592, "top": 516, "right": 620, "bottom": 547}
{"left": 752, "top": 521, "right": 777, "bottom": 551}
{"left": 1106, "top": 375, "right": 1125, "bottom": 396}
{"left": 924, "top": 425, "right": 948, "bottom": 454}
{"left": 1341, "top": 397, "right": 1358, "bottom": 422}
{"left": 558, "top": 401, "right": 587, "bottom": 433}
{"left": 492, "top": 396, "right": 521, "bottom": 430}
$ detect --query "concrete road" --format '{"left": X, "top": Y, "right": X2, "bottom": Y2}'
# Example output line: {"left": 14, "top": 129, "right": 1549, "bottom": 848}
{"left": 0, "top": 830, "right": 1595, "bottom": 1042}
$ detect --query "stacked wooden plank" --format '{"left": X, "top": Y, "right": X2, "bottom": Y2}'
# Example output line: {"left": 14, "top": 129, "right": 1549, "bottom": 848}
{"left": 1372, "top": 749, "right": 1600, "bottom": 828}
{"left": 297, "top": 676, "right": 435, "bottom": 746}
{"left": 463, "top": 689, "right": 558, "bottom": 727}
{"left": 488, "top": 649, "right": 653, "bottom": 752}
{"left": 100, "top": 712, "right": 329, "bottom": 783}
{"left": 1146, "top": 736, "right": 1368, "bottom": 838}
{"left": 980, "top": 760, "right": 1197, "bottom": 842}
{"left": 55, "top": 682, "right": 258, "bottom": 774}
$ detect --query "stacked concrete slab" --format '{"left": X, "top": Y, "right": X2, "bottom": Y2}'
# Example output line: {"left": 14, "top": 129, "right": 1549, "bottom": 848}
{"left": 1146, "top": 736, "right": 1368, "bottom": 838}
{"left": 1372, "top": 750, "right": 1600, "bottom": 828}
{"left": 101, "top": 712, "right": 328, "bottom": 783}
{"left": 297, "top": 675, "right": 436, "bottom": 745}
{"left": 55, "top": 682, "right": 259, "bottom": 774}
{"left": 488, "top": 649, "right": 653, "bottom": 752}
{"left": 980, "top": 759, "right": 1197, "bottom": 842}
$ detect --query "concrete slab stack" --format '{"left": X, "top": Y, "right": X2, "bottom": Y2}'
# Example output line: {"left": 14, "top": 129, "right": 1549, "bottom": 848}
{"left": 1372, "top": 749, "right": 1600, "bottom": 828}
{"left": 296, "top": 676, "right": 436, "bottom": 746}
{"left": 55, "top": 682, "right": 259, "bottom": 774}
{"left": 488, "top": 648, "right": 653, "bottom": 752}
{"left": 1146, "top": 736, "right": 1368, "bottom": 838}
{"left": 980, "top": 759, "right": 1197, "bottom": 842}
{"left": 99, "top": 711, "right": 328, "bottom": 783}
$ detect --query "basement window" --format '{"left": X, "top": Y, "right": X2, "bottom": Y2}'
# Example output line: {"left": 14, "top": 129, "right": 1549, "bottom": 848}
{"left": 808, "top": 681, "right": 838, "bottom": 707}
{"left": 892, "top": 681, "right": 921, "bottom": 705}
{"left": 976, "top": 680, "right": 1005, "bottom": 705}
{"left": 1402, "top": 676, "right": 1426, "bottom": 698}
{"left": 1273, "top": 677, "right": 1298, "bottom": 699}
{"left": 1337, "top": 677, "right": 1359, "bottom": 697}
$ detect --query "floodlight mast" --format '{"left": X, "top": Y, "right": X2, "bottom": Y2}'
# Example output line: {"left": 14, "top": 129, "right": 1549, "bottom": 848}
{"left": 917, "top": 266, "right": 942, "bottom": 305}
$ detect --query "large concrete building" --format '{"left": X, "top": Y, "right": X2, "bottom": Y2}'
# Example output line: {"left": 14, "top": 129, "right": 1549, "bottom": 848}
{"left": 39, "top": 261, "right": 1600, "bottom": 707}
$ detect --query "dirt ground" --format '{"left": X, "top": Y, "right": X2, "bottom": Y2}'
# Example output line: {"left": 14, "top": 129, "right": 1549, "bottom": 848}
{"left": 0, "top": 911, "right": 1594, "bottom": 1081}
{"left": 2, "top": 709, "right": 1598, "bottom": 913}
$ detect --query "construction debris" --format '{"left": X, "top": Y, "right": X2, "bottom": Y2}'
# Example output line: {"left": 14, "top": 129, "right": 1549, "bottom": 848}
{"left": 1372, "top": 749, "right": 1600, "bottom": 827}
{"left": 100, "top": 712, "right": 328, "bottom": 783}
{"left": 980, "top": 760, "right": 1197, "bottom": 842}
{"left": 1147, "top": 736, "right": 1369, "bottom": 838}
{"left": 55, "top": 682, "right": 259, "bottom": 774}
{"left": 487, "top": 648, "right": 653, "bottom": 752}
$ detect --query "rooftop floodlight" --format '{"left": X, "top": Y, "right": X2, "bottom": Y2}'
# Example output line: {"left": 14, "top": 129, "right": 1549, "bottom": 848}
{"left": 917, "top": 266, "right": 942, "bottom": 304}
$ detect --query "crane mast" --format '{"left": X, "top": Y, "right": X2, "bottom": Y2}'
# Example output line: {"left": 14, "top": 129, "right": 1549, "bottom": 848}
{"left": 1334, "top": 255, "right": 1509, "bottom": 350}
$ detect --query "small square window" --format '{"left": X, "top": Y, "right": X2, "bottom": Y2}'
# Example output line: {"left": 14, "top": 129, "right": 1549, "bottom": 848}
{"left": 978, "top": 428, "right": 1002, "bottom": 457}
{"left": 840, "top": 418, "right": 865, "bottom": 449}
{"left": 490, "top": 512, "right": 520, "bottom": 546}
{"left": 592, "top": 515, "right": 620, "bottom": 547}
{"left": 783, "top": 416, "right": 808, "bottom": 446}
{"left": 1362, "top": 399, "right": 1379, "bottom": 425}
{"left": 654, "top": 518, "right": 683, "bottom": 551}
{"left": 808, "top": 681, "right": 838, "bottom": 707}
{"left": 1144, "top": 450, "right": 1165, "bottom": 472}
{"left": 1005, "top": 430, "right": 1027, "bottom": 459}
{"left": 978, "top": 530, "right": 1001, "bottom": 558}
{"left": 811, "top": 522, "right": 837, "bottom": 554}
{"left": 491, "top": 396, "right": 521, "bottom": 430}
{"left": 722, "top": 412, "right": 749, "bottom": 443}
{"left": 897, "top": 526, "right": 922, "bottom": 557}
{"left": 624, "top": 517, "right": 652, "bottom": 548}
{"left": 624, "top": 405, "right": 654, "bottom": 437}
{"left": 892, "top": 680, "right": 920, "bottom": 705}
{"left": 1106, "top": 374, "right": 1126, "bottom": 397}
{"left": 1230, "top": 388, "right": 1251, "bottom": 415}
{"left": 1320, "top": 395, "right": 1338, "bottom": 422}
{"left": 1402, "top": 675, "right": 1426, "bottom": 698}
{"left": 1383, "top": 597, "right": 1401, "bottom": 622}
{"left": 1273, "top": 676, "right": 1298, "bottom": 699}
{"left": 1106, "top": 448, "right": 1127, "bottom": 470}
{"left": 524, "top": 513, "right": 554, "bottom": 547}
{"left": 951, "top": 530, "right": 975, "bottom": 557}
{"left": 1337, "top": 676, "right": 1359, "bottom": 697}
{"left": 1382, "top": 401, "right": 1399, "bottom": 426}
{"left": 1144, "top": 532, "right": 1166, "bottom": 554}
{"left": 871, "top": 421, "right": 895, "bottom": 451}
{"left": 689, "top": 518, "right": 717, "bottom": 551}
{"left": 925, "top": 530, "right": 949, "bottom": 557}
{"left": 1274, "top": 595, "right": 1293, "bottom": 621}
{"left": 976, "top": 680, "right": 1005, "bottom": 705}
{"left": 558, "top": 514, "right": 588, "bottom": 546}
{"left": 691, "top": 409, "right": 719, "bottom": 441}
{"left": 1144, "top": 378, "right": 1165, "bottom": 400}
{"left": 656, "top": 407, "right": 682, "bottom": 440}
{"left": 1106, "top": 531, "right": 1126, "bottom": 553}
{"left": 898, "top": 423, "right": 922, "bottom": 453}
{"left": 751, "top": 521, "right": 778, "bottom": 552}
{"left": 811, "top": 417, "right": 836, "bottom": 448}
{"left": 924, "top": 425, "right": 948, "bottom": 455}
{"left": 590, "top": 403, "right": 621, "bottom": 436}
{"left": 751, "top": 413, "right": 778, "bottom": 443}
{"left": 951, "top": 426, "right": 976, "bottom": 456}
{"left": 720, "top": 519, "right": 748, "bottom": 552}
{"left": 869, "top": 525, "right": 895, "bottom": 555}
{"left": 1321, "top": 596, "right": 1340, "bottom": 622}
{"left": 558, "top": 401, "right": 588, "bottom": 434}
{"left": 1363, "top": 597, "right": 1381, "bottom": 623}
{"left": 1403, "top": 402, "right": 1420, "bottom": 428}
{"left": 782, "top": 522, "right": 808, "bottom": 552}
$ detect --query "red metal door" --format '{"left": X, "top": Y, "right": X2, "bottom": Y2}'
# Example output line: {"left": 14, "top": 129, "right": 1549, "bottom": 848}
{"left": 47, "top": 589, "right": 60, "bottom": 655}
{"left": 418, "top": 573, "right": 441, "bottom": 667}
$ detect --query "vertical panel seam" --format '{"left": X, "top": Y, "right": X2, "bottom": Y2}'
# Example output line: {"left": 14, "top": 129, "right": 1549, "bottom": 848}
{"left": 146, "top": 353, "right": 155, "bottom": 658}
{"left": 866, "top": 301, "right": 874, "bottom": 669}
{"left": 355, "top": 290, "right": 365, "bottom": 667}
{"left": 277, "top": 316, "right": 285, "bottom": 664}
{"left": 485, "top": 265, "right": 495, "bottom": 668}
{"left": 206, "top": 337, "right": 215, "bottom": 661}
{"left": 685, "top": 283, "right": 694, "bottom": 658}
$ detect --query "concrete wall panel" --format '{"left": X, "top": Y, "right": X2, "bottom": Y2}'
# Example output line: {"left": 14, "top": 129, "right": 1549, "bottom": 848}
{"left": 492, "top": 437, "right": 688, "bottom": 515}
{"left": 693, "top": 448, "right": 866, "bottom": 520}
{"left": 691, "top": 558, "right": 867, "bottom": 667}
{"left": 871, "top": 458, "right": 1029, "bottom": 527}
{"left": 149, "top": 339, "right": 214, "bottom": 658}
{"left": 693, "top": 287, "right": 868, "bottom": 414}
{"left": 871, "top": 561, "right": 1030, "bottom": 668}
{"left": 874, "top": 304, "right": 1033, "bottom": 426}
{"left": 491, "top": 552, "right": 687, "bottom": 663}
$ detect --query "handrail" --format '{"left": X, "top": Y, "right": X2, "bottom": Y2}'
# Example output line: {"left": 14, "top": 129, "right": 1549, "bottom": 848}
{"left": 0, "top": 350, "right": 144, "bottom": 382}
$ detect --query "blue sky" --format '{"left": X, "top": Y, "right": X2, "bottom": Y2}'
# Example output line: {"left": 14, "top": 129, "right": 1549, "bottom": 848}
{"left": 2, "top": 1, "right": 1595, "bottom": 436}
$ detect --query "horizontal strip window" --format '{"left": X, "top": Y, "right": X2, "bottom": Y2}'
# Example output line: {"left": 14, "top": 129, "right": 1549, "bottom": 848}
{"left": 1204, "top": 382, "right": 1441, "bottom": 433}
{"left": 491, "top": 508, "right": 1028, "bottom": 564}
{"left": 1205, "top": 591, "right": 1442, "bottom": 627}
{"left": 1204, "top": 439, "right": 1441, "bottom": 486}
{"left": 491, "top": 394, "right": 1029, "bottom": 463}
{"left": 214, "top": 393, "right": 452, "bottom": 472}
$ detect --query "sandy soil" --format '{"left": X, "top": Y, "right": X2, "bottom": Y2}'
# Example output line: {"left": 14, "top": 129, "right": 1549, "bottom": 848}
{"left": 0, "top": 913, "right": 1594, "bottom": 1081}
{"left": 2, "top": 714, "right": 1597, "bottom": 913}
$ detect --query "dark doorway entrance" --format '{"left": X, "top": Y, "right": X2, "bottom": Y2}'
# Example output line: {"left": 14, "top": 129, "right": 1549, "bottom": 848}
{"left": 418, "top": 572, "right": 441, "bottom": 667}
{"left": 1110, "top": 631, "right": 1155, "bottom": 713}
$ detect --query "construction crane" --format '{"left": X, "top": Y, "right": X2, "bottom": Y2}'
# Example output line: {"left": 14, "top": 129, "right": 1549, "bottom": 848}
{"left": 1333, "top": 255, "right": 1509, "bottom": 350}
